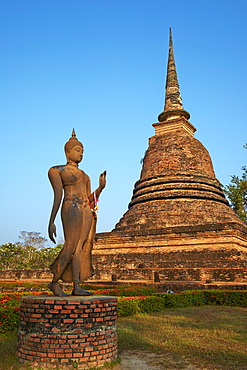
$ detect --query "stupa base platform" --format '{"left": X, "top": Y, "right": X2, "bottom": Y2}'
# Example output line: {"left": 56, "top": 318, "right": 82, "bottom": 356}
{"left": 17, "top": 295, "right": 118, "bottom": 369}
{"left": 88, "top": 280, "right": 247, "bottom": 292}
{"left": 93, "top": 222, "right": 247, "bottom": 284}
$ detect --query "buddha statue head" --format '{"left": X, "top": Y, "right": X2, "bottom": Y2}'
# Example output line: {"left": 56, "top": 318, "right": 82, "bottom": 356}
{"left": 64, "top": 129, "right": 84, "bottom": 164}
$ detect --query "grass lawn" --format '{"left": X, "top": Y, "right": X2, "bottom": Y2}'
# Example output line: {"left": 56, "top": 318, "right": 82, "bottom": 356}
{"left": 117, "top": 306, "right": 247, "bottom": 370}
{"left": 1, "top": 306, "right": 247, "bottom": 369}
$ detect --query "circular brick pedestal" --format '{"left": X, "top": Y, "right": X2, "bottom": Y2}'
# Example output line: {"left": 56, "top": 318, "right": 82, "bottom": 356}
{"left": 17, "top": 295, "right": 118, "bottom": 369}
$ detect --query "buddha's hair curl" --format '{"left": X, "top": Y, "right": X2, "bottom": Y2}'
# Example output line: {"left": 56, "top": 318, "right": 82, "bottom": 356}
{"left": 64, "top": 129, "right": 83, "bottom": 153}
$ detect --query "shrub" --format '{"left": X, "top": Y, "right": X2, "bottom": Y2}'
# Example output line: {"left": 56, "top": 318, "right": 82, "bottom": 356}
{"left": 203, "top": 290, "right": 247, "bottom": 307}
{"left": 138, "top": 296, "right": 165, "bottom": 313}
{"left": 1, "top": 288, "right": 247, "bottom": 332}
{"left": 0, "top": 292, "right": 23, "bottom": 333}
{"left": 117, "top": 297, "right": 142, "bottom": 316}
{"left": 118, "top": 296, "right": 166, "bottom": 316}
{"left": 117, "top": 290, "right": 247, "bottom": 317}
{"left": 0, "top": 307, "right": 20, "bottom": 333}
{"left": 154, "top": 290, "right": 207, "bottom": 308}
{"left": 0, "top": 282, "right": 156, "bottom": 297}
{"left": 93, "top": 286, "right": 156, "bottom": 297}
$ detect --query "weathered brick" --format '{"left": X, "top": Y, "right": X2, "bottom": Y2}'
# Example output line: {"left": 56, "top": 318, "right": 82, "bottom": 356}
{"left": 17, "top": 295, "right": 117, "bottom": 368}
{"left": 60, "top": 358, "right": 69, "bottom": 363}
{"left": 54, "top": 305, "right": 62, "bottom": 310}
{"left": 65, "top": 305, "right": 76, "bottom": 309}
{"left": 61, "top": 309, "right": 71, "bottom": 314}
{"left": 63, "top": 319, "right": 74, "bottom": 324}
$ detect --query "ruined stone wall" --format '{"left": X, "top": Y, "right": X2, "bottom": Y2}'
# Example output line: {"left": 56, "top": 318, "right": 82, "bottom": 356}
{"left": 0, "top": 268, "right": 52, "bottom": 281}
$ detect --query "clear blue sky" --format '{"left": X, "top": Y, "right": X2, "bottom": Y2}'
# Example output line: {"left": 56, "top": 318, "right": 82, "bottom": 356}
{"left": 1, "top": 0, "right": 247, "bottom": 245}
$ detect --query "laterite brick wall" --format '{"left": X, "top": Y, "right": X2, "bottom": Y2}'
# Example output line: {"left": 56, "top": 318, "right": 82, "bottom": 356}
{"left": 17, "top": 295, "right": 118, "bottom": 369}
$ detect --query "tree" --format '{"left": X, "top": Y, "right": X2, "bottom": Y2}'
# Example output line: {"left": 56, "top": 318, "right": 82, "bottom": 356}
{"left": 18, "top": 231, "right": 48, "bottom": 250}
{"left": 38, "top": 244, "right": 63, "bottom": 268}
{"left": 0, "top": 243, "right": 23, "bottom": 269}
{"left": 0, "top": 241, "right": 63, "bottom": 270}
{"left": 0, "top": 231, "right": 60, "bottom": 270}
{"left": 223, "top": 166, "right": 247, "bottom": 224}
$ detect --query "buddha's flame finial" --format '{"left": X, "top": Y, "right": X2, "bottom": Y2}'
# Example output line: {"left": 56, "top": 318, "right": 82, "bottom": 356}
{"left": 158, "top": 28, "right": 190, "bottom": 122}
{"left": 72, "top": 128, "right": 76, "bottom": 138}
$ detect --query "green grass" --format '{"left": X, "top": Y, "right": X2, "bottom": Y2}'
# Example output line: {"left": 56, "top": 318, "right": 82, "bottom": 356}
{"left": 1, "top": 306, "right": 247, "bottom": 369}
{"left": 0, "top": 332, "right": 30, "bottom": 370}
{"left": 118, "top": 306, "right": 247, "bottom": 369}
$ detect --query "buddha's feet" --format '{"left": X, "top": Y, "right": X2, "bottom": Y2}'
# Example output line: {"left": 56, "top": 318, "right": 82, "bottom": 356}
{"left": 48, "top": 282, "right": 68, "bottom": 296}
{"left": 72, "top": 288, "right": 93, "bottom": 296}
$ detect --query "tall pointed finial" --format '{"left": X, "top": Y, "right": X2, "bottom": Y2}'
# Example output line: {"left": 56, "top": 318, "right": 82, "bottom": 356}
{"left": 158, "top": 28, "right": 190, "bottom": 122}
{"left": 72, "top": 128, "right": 76, "bottom": 137}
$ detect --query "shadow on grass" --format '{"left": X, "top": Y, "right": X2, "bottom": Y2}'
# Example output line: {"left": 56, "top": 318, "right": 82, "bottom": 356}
{"left": 117, "top": 306, "right": 247, "bottom": 370}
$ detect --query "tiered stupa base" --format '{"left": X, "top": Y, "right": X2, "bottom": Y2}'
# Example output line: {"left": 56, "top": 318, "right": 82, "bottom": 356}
{"left": 93, "top": 222, "right": 247, "bottom": 283}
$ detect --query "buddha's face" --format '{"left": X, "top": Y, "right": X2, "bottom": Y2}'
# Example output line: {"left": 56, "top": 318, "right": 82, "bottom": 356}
{"left": 67, "top": 145, "right": 84, "bottom": 164}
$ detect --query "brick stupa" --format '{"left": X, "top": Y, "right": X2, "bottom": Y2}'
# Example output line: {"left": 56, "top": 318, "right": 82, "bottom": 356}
{"left": 93, "top": 30, "right": 247, "bottom": 284}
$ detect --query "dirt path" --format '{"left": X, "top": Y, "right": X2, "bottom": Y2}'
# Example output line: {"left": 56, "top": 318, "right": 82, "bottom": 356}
{"left": 114, "top": 350, "right": 204, "bottom": 370}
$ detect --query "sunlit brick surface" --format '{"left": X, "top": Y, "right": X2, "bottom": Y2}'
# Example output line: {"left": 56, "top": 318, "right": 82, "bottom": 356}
{"left": 17, "top": 295, "right": 118, "bottom": 369}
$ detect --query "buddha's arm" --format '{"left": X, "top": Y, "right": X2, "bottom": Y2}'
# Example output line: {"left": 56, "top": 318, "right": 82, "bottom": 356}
{"left": 88, "top": 171, "right": 107, "bottom": 206}
{"left": 48, "top": 167, "right": 63, "bottom": 243}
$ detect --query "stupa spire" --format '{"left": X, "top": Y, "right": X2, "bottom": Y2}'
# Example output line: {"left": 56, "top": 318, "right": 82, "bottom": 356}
{"left": 158, "top": 28, "right": 190, "bottom": 122}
